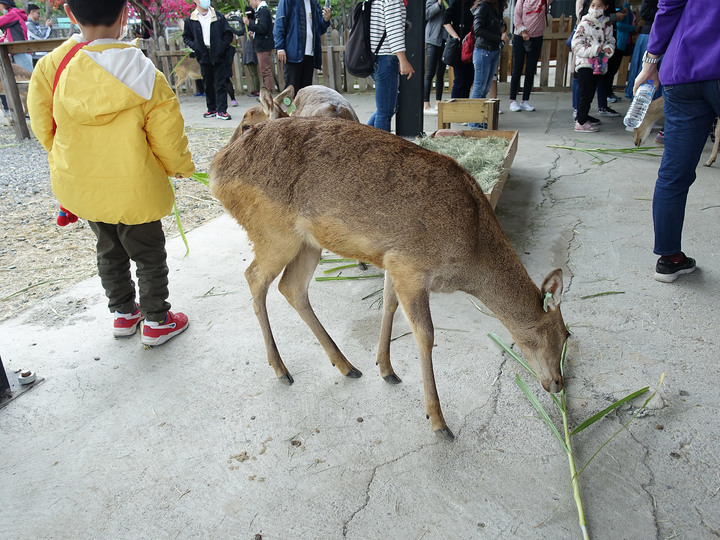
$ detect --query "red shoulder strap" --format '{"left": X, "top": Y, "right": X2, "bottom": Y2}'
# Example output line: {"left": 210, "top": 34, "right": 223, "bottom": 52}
{"left": 52, "top": 41, "right": 90, "bottom": 134}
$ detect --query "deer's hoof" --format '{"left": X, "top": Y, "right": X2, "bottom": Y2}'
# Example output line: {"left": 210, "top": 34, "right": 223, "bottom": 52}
{"left": 434, "top": 427, "right": 455, "bottom": 441}
{"left": 278, "top": 373, "right": 294, "bottom": 385}
{"left": 383, "top": 373, "right": 402, "bottom": 385}
{"left": 345, "top": 367, "right": 363, "bottom": 378}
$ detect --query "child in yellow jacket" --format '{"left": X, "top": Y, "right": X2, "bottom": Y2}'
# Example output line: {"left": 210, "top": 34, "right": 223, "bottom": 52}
{"left": 28, "top": 0, "right": 195, "bottom": 346}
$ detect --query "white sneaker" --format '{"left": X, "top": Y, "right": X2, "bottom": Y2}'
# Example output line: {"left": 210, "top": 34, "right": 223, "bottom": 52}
{"left": 423, "top": 108, "right": 438, "bottom": 116}
{"left": 509, "top": 100, "right": 521, "bottom": 112}
{"left": 519, "top": 100, "right": 535, "bottom": 112}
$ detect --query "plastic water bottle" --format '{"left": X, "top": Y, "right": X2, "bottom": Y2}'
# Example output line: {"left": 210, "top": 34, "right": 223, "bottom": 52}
{"left": 623, "top": 80, "right": 656, "bottom": 130}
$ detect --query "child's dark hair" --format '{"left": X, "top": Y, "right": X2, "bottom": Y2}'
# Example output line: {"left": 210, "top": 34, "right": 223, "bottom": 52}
{"left": 66, "top": 0, "right": 127, "bottom": 27}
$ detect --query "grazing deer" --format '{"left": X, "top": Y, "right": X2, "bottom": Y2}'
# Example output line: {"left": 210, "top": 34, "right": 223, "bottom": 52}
{"left": 0, "top": 64, "right": 32, "bottom": 124}
{"left": 211, "top": 117, "right": 569, "bottom": 440}
{"left": 171, "top": 56, "right": 202, "bottom": 95}
{"left": 633, "top": 96, "right": 719, "bottom": 167}
{"left": 234, "top": 85, "right": 359, "bottom": 141}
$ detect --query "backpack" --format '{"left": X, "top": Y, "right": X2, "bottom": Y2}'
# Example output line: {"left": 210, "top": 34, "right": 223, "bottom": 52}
{"left": 344, "top": 0, "right": 386, "bottom": 78}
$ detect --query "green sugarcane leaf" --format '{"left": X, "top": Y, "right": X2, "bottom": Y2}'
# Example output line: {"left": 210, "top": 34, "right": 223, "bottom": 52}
{"left": 488, "top": 332, "right": 536, "bottom": 379}
{"left": 515, "top": 374, "right": 569, "bottom": 454}
{"left": 168, "top": 178, "right": 190, "bottom": 257}
{"left": 571, "top": 387, "right": 649, "bottom": 436}
{"left": 191, "top": 172, "right": 210, "bottom": 186}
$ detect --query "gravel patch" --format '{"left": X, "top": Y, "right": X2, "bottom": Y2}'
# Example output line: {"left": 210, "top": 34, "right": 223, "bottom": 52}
{"left": 0, "top": 123, "right": 234, "bottom": 323}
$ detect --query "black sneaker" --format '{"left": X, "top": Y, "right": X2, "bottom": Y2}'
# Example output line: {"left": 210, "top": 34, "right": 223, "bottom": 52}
{"left": 217, "top": 111, "right": 231, "bottom": 120}
{"left": 203, "top": 110, "right": 217, "bottom": 118}
{"left": 598, "top": 107, "right": 621, "bottom": 117}
{"left": 654, "top": 254, "right": 696, "bottom": 283}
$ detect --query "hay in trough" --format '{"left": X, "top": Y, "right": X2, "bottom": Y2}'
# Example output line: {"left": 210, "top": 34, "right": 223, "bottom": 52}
{"left": 416, "top": 135, "right": 510, "bottom": 193}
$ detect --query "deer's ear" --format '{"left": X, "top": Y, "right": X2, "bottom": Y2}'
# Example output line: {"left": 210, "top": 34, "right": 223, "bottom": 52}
{"left": 541, "top": 269, "right": 563, "bottom": 312}
{"left": 259, "top": 88, "right": 274, "bottom": 115}
{"left": 274, "top": 85, "right": 294, "bottom": 106}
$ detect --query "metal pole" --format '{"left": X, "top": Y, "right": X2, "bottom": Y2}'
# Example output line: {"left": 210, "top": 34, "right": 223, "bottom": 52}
{"left": 396, "top": 0, "right": 425, "bottom": 137}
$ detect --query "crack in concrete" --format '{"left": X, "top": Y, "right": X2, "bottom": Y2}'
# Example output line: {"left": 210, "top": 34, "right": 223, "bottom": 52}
{"left": 340, "top": 435, "right": 450, "bottom": 538}
{"left": 628, "top": 427, "right": 661, "bottom": 539}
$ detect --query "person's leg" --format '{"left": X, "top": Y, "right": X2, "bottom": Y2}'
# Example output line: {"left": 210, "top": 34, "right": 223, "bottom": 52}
{"left": 370, "top": 55, "right": 400, "bottom": 132}
{"left": 625, "top": 34, "right": 648, "bottom": 98}
{"left": 284, "top": 61, "right": 302, "bottom": 92}
{"left": 653, "top": 82, "right": 716, "bottom": 256}
{"left": 451, "top": 62, "right": 473, "bottom": 98}
{"left": 299, "top": 55, "right": 315, "bottom": 91}
{"left": 200, "top": 63, "right": 216, "bottom": 112}
{"left": 436, "top": 49, "right": 447, "bottom": 103}
{"left": 12, "top": 53, "right": 33, "bottom": 73}
{"left": 88, "top": 221, "right": 137, "bottom": 315}
{"left": 598, "top": 51, "right": 623, "bottom": 110}
{"left": 213, "top": 63, "right": 228, "bottom": 114}
{"left": 117, "top": 221, "right": 171, "bottom": 323}
{"left": 470, "top": 48, "right": 499, "bottom": 128}
{"left": 256, "top": 51, "right": 274, "bottom": 91}
{"left": 246, "top": 62, "right": 260, "bottom": 93}
{"left": 423, "top": 43, "right": 435, "bottom": 106}
{"left": 509, "top": 34, "right": 526, "bottom": 102}
{"left": 575, "top": 68, "right": 596, "bottom": 125}
{"left": 521, "top": 36, "right": 543, "bottom": 102}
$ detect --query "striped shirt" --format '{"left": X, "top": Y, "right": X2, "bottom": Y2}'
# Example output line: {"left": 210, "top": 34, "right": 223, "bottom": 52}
{"left": 370, "top": 0, "right": 407, "bottom": 55}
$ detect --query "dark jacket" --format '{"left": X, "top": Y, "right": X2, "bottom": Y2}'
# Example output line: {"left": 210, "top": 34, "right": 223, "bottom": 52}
{"left": 247, "top": 2, "right": 274, "bottom": 53}
{"left": 274, "top": 0, "right": 330, "bottom": 67}
{"left": 472, "top": 2, "right": 505, "bottom": 50}
{"left": 182, "top": 8, "right": 233, "bottom": 64}
{"left": 443, "top": 0, "right": 474, "bottom": 39}
{"left": 639, "top": 0, "right": 658, "bottom": 34}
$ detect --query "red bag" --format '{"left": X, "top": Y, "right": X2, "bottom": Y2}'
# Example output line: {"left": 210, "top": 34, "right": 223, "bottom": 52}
{"left": 461, "top": 31, "right": 475, "bottom": 63}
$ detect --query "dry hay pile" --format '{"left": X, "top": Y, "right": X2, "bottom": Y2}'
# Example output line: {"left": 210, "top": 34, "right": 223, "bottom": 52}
{"left": 416, "top": 135, "right": 510, "bottom": 193}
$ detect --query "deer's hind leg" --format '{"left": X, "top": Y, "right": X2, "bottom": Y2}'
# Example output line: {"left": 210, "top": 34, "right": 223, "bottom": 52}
{"left": 245, "top": 241, "right": 303, "bottom": 385}
{"left": 391, "top": 273, "right": 453, "bottom": 441}
{"left": 376, "top": 272, "right": 402, "bottom": 384}
{"left": 278, "top": 242, "right": 362, "bottom": 378}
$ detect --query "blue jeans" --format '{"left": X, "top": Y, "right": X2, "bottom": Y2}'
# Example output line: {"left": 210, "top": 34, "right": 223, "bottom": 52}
{"left": 469, "top": 47, "right": 500, "bottom": 129}
{"left": 368, "top": 55, "right": 399, "bottom": 132}
{"left": 653, "top": 80, "right": 720, "bottom": 255}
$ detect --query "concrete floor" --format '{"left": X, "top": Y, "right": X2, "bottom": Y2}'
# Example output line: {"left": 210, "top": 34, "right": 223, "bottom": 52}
{"left": 2, "top": 87, "right": 720, "bottom": 539}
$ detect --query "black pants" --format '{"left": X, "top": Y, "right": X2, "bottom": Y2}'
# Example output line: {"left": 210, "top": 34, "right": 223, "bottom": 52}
{"left": 284, "top": 55, "right": 315, "bottom": 93}
{"left": 576, "top": 67, "right": 600, "bottom": 125}
{"left": 450, "top": 61, "right": 474, "bottom": 98}
{"left": 424, "top": 42, "right": 446, "bottom": 103}
{"left": 597, "top": 50, "right": 624, "bottom": 109}
{"left": 510, "top": 35, "right": 543, "bottom": 102}
{"left": 200, "top": 62, "right": 229, "bottom": 114}
{"left": 89, "top": 220, "right": 170, "bottom": 323}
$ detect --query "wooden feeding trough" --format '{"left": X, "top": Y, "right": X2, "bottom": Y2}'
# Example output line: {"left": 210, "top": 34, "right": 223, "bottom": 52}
{"left": 428, "top": 129, "right": 518, "bottom": 211}
{"left": 437, "top": 98, "right": 500, "bottom": 130}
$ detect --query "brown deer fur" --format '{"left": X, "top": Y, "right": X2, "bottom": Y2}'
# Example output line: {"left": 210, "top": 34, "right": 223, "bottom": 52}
{"left": 172, "top": 56, "right": 202, "bottom": 95}
{"left": 210, "top": 117, "right": 569, "bottom": 440}
{"left": 234, "top": 85, "right": 359, "bottom": 142}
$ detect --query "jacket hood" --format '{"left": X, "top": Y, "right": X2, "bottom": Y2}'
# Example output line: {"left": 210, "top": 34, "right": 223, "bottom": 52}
{"left": 57, "top": 38, "right": 156, "bottom": 127}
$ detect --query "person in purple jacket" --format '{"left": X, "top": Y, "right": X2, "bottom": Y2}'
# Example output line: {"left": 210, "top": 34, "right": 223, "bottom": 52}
{"left": 633, "top": 0, "right": 720, "bottom": 283}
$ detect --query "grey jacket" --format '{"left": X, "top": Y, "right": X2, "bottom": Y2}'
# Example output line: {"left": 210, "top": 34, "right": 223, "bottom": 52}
{"left": 425, "top": 0, "right": 448, "bottom": 46}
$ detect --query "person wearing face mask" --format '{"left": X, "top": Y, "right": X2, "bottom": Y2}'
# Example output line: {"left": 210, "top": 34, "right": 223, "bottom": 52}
{"left": 571, "top": 0, "right": 615, "bottom": 132}
{"left": 27, "top": 0, "right": 195, "bottom": 346}
{"left": 183, "top": 0, "right": 235, "bottom": 120}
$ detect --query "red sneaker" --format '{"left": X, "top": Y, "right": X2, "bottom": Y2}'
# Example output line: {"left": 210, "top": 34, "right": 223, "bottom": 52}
{"left": 141, "top": 311, "right": 189, "bottom": 346}
{"left": 113, "top": 305, "right": 143, "bottom": 337}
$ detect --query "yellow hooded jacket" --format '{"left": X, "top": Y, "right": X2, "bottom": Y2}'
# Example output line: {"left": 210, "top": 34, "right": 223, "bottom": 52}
{"left": 28, "top": 35, "right": 195, "bottom": 224}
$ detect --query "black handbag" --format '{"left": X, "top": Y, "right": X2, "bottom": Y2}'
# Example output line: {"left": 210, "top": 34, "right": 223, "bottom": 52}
{"left": 441, "top": 37, "right": 461, "bottom": 67}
